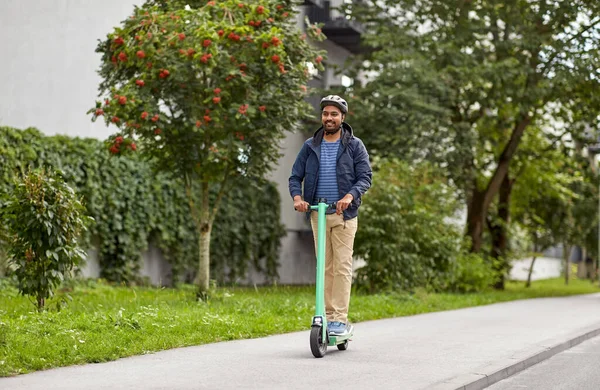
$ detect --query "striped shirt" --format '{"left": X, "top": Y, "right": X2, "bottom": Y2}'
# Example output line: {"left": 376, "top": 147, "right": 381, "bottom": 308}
{"left": 314, "top": 138, "right": 340, "bottom": 207}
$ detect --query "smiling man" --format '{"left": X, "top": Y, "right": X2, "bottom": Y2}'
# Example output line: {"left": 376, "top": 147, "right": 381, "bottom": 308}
{"left": 289, "top": 95, "right": 372, "bottom": 336}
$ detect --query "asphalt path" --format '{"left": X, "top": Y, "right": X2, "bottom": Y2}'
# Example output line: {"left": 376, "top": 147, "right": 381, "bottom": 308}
{"left": 487, "top": 335, "right": 600, "bottom": 390}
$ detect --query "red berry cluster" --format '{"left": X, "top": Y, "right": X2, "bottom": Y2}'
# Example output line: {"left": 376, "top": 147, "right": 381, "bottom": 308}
{"left": 228, "top": 32, "right": 241, "bottom": 41}
{"left": 109, "top": 136, "right": 137, "bottom": 155}
{"left": 200, "top": 53, "right": 213, "bottom": 63}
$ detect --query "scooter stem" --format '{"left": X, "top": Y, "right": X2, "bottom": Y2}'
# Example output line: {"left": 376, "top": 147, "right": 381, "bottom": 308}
{"left": 315, "top": 202, "right": 327, "bottom": 321}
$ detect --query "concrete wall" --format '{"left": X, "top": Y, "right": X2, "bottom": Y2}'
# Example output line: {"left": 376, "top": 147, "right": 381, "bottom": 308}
{"left": 509, "top": 246, "right": 583, "bottom": 282}
{"left": 78, "top": 242, "right": 172, "bottom": 286}
{"left": 509, "top": 257, "right": 563, "bottom": 281}
{"left": 0, "top": 0, "right": 144, "bottom": 139}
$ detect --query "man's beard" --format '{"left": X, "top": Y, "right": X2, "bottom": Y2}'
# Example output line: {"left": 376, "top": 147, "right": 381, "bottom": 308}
{"left": 324, "top": 122, "right": 341, "bottom": 135}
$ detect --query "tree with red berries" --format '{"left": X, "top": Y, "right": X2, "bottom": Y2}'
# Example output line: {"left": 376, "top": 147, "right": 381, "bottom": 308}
{"left": 90, "top": 0, "right": 326, "bottom": 299}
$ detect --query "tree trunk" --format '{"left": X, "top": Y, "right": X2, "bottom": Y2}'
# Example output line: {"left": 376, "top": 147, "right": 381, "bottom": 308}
{"left": 526, "top": 257, "right": 537, "bottom": 288}
{"left": 597, "top": 257, "right": 600, "bottom": 286}
{"left": 563, "top": 244, "right": 571, "bottom": 285}
{"left": 526, "top": 236, "right": 538, "bottom": 288}
{"left": 196, "top": 181, "right": 212, "bottom": 301}
{"left": 466, "top": 115, "right": 532, "bottom": 252}
{"left": 489, "top": 174, "right": 513, "bottom": 290}
{"left": 197, "top": 227, "right": 212, "bottom": 300}
{"left": 578, "top": 248, "right": 587, "bottom": 279}
{"left": 467, "top": 188, "right": 486, "bottom": 253}
{"left": 184, "top": 173, "right": 230, "bottom": 301}
{"left": 37, "top": 295, "right": 45, "bottom": 311}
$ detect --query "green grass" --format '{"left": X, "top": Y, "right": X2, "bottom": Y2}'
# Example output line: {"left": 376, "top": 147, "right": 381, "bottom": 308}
{"left": 0, "top": 277, "right": 598, "bottom": 377}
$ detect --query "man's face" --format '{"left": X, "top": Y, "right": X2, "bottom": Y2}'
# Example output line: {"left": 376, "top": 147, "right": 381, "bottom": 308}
{"left": 322, "top": 105, "right": 344, "bottom": 131}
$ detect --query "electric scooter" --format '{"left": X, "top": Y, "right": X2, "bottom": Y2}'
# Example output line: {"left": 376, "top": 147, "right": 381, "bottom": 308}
{"left": 308, "top": 199, "right": 354, "bottom": 358}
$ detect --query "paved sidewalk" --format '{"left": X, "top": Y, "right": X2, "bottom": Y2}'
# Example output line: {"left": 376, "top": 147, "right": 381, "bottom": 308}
{"left": 3, "top": 293, "right": 600, "bottom": 390}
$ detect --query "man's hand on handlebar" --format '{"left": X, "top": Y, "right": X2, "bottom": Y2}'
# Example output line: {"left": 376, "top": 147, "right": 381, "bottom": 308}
{"left": 293, "top": 196, "right": 309, "bottom": 213}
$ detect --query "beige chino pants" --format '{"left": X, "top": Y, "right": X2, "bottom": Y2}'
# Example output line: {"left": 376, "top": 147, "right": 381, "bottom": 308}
{"left": 310, "top": 212, "right": 358, "bottom": 324}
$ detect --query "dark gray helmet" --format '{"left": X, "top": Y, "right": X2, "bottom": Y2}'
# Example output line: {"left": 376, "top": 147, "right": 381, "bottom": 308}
{"left": 320, "top": 95, "right": 348, "bottom": 114}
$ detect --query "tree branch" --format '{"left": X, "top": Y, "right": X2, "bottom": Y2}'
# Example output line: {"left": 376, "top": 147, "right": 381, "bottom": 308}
{"left": 208, "top": 165, "right": 231, "bottom": 228}
{"left": 482, "top": 113, "right": 533, "bottom": 213}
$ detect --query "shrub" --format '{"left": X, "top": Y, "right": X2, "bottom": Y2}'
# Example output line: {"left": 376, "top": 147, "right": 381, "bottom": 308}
{"left": 444, "top": 250, "right": 497, "bottom": 293}
{"left": 354, "top": 159, "right": 465, "bottom": 293}
{"left": 0, "top": 169, "right": 91, "bottom": 310}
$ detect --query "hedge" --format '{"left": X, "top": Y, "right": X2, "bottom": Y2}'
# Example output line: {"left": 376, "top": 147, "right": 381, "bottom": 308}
{"left": 0, "top": 126, "right": 285, "bottom": 285}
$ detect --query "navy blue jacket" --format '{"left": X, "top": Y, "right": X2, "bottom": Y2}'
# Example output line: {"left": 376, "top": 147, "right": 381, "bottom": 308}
{"left": 289, "top": 123, "right": 372, "bottom": 220}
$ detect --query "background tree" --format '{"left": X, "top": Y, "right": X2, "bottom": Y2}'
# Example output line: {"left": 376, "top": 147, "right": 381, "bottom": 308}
{"left": 91, "top": 0, "right": 326, "bottom": 298}
{"left": 511, "top": 137, "right": 579, "bottom": 287}
{"left": 484, "top": 121, "right": 575, "bottom": 288}
{"left": 344, "top": 0, "right": 600, "bottom": 257}
{"left": 560, "top": 159, "right": 598, "bottom": 284}
{"left": 353, "top": 158, "right": 496, "bottom": 293}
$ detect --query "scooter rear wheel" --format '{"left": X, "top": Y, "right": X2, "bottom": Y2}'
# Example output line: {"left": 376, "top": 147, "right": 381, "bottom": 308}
{"left": 310, "top": 326, "right": 327, "bottom": 358}
{"left": 337, "top": 340, "right": 349, "bottom": 350}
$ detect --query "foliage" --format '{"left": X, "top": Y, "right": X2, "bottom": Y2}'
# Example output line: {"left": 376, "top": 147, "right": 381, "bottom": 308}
{"left": 512, "top": 128, "right": 598, "bottom": 259}
{"left": 0, "top": 241, "right": 8, "bottom": 277}
{"left": 354, "top": 158, "right": 472, "bottom": 293}
{"left": 0, "top": 126, "right": 285, "bottom": 285}
{"left": 0, "top": 169, "right": 90, "bottom": 310}
{"left": 0, "top": 276, "right": 19, "bottom": 297}
{"left": 211, "top": 180, "right": 284, "bottom": 284}
{"left": 344, "top": 0, "right": 600, "bottom": 253}
{"left": 445, "top": 251, "right": 497, "bottom": 293}
{"left": 90, "top": 0, "right": 326, "bottom": 295}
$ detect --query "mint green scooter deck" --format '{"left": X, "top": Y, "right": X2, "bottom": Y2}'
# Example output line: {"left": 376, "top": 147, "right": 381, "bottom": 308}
{"left": 328, "top": 325, "right": 354, "bottom": 346}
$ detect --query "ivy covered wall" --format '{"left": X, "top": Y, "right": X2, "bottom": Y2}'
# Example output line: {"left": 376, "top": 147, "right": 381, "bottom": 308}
{"left": 0, "top": 126, "right": 285, "bottom": 285}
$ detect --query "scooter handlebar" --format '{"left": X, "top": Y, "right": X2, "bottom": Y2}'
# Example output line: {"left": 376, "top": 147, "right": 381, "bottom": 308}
{"left": 294, "top": 201, "right": 337, "bottom": 211}
{"left": 311, "top": 202, "right": 337, "bottom": 210}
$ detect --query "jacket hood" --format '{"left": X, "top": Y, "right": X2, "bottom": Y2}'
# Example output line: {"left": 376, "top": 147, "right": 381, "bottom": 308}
{"left": 312, "top": 122, "right": 354, "bottom": 146}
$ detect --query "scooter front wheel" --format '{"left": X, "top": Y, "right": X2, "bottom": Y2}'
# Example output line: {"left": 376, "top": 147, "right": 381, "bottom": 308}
{"left": 310, "top": 325, "right": 327, "bottom": 358}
